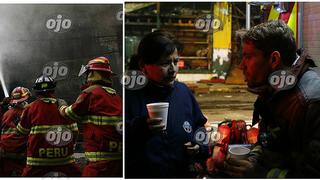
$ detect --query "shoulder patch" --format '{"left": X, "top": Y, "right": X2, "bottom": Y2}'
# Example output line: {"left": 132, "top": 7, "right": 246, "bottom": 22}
{"left": 102, "top": 86, "right": 116, "bottom": 95}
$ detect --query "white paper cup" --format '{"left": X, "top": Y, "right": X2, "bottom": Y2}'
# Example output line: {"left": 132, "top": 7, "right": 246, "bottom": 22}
{"left": 146, "top": 102, "right": 169, "bottom": 130}
{"left": 228, "top": 146, "right": 250, "bottom": 160}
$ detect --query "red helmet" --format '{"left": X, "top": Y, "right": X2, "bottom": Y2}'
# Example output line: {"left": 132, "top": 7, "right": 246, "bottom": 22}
{"left": 88, "top": 57, "right": 114, "bottom": 72}
{"left": 10, "top": 87, "right": 31, "bottom": 104}
{"left": 78, "top": 57, "right": 115, "bottom": 77}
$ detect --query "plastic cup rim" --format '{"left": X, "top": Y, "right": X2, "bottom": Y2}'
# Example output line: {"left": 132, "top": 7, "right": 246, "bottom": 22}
{"left": 228, "top": 146, "right": 250, "bottom": 156}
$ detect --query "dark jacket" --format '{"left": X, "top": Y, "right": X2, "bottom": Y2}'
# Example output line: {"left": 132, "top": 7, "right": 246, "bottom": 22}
{"left": 125, "top": 81, "right": 208, "bottom": 178}
{"left": 252, "top": 50, "right": 320, "bottom": 177}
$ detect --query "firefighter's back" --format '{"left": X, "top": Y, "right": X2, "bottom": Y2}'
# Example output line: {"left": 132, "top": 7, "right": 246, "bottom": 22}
{"left": 81, "top": 85, "right": 122, "bottom": 177}
{"left": 17, "top": 98, "right": 81, "bottom": 177}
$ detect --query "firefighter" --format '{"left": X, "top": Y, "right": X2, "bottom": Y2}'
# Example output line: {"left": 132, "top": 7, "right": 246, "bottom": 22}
{"left": 59, "top": 57, "right": 122, "bottom": 177}
{"left": 220, "top": 20, "right": 320, "bottom": 178}
{"left": 0, "top": 97, "right": 10, "bottom": 118}
{"left": 16, "top": 75, "right": 81, "bottom": 177}
{"left": 0, "top": 87, "right": 31, "bottom": 176}
{"left": 0, "top": 96, "right": 11, "bottom": 151}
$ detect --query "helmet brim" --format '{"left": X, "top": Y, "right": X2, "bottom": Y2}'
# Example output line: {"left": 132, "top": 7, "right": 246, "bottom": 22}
{"left": 10, "top": 95, "right": 29, "bottom": 104}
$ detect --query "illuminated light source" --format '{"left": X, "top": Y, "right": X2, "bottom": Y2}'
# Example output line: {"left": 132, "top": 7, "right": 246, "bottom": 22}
{"left": 274, "top": 2, "right": 288, "bottom": 13}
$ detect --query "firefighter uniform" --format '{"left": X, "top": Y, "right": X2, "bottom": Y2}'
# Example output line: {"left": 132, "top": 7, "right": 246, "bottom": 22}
{"left": 60, "top": 57, "right": 122, "bottom": 177}
{"left": 62, "top": 85, "right": 122, "bottom": 177}
{"left": 16, "top": 76, "right": 81, "bottom": 177}
{"left": 0, "top": 107, "right": 27, "bottom": 176}
{"left": 0, "top": 87, "right": 31, "bottom": 176}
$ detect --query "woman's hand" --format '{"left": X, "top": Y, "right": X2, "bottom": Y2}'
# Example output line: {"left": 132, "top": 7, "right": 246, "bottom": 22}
{"left": 146, "top": 118, "right": 165, "bottom": 133}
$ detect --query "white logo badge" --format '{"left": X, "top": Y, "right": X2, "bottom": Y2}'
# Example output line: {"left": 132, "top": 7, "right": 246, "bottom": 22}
{"left": 183, "top": 121, "right": 192, "bottom": 133}
{"left": 45, "top": 126, "right": 73, "bottom": 146}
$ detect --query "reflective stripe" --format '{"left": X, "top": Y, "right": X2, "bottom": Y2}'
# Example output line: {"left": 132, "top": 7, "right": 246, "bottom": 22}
{"left": 65, "top": 106, "right": 82, "bottom": 121}
{"left": 59, "top": 105, "right": 68, "bottom": 114}
{"left": 27, "top": 156, "right": 75, "bottom": 166}
{"left": 30, "top": 123, "right": 78, "bottom": 134}
{"left": 64, "top": 104, "right": 121, "bottom": 126}
{"left": 252, "top": 145, "right": 262, "bottom": 153}
{"left": 16, "top": 123, "right": 30, "bottom": 135}
{"left": 102, "top": 87, "right": 116, "bottom": 95}
{"left": 40, "top": 98, "right": 57, "bottom": 104}
{"left": 267, "top": 168, "right": 279, "bottom": 178}
{"left": 82, "top": 115, "right": 121, "bottom": 126}
{"left": 1, "top": 127, "right": 17, "bottom": 134}
{"left": 279, "top": 169, "right": 288, "bottom": 178}
{"left": 251, "top": 145, "right": 263, "bottom": 156}
{"left": 85, "top": 152, "right": 122, "bottom": 161}
{"left": 267, "top": 168, "right": 287, "bottom": 178}
{"left": 269, "top": 168, "right": 288, "bottom": 178}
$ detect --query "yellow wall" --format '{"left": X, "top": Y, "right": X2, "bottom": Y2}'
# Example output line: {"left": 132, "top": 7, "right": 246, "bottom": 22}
{"left": 213, "top": 2, "right": 232, "bottom": 49}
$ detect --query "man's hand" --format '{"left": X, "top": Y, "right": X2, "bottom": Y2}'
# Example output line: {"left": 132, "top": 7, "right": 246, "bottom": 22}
{"left": 219, "top": 155, "right": 268, "bottom": 178}
{"left": 220, "top": 158, "right": 255, "bottom": 177}
{"left": 146, "top": 118, "right": 165, "bottom": 133}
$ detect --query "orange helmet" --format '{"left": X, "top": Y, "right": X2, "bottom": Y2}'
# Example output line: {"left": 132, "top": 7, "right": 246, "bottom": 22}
{"left": 78, "top": 57, "right": 115, "bottom": 77}
{"left": 10, "top": 87, "right": 31, "bottom": 104}
{"left": 87, "top": 57, "right": 113, "bottom": 73}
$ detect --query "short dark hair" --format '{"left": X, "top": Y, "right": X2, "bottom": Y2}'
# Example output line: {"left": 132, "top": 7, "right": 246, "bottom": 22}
{"left": 134, "top": 30, "right": 183, "bottom": 65}
{"left": 243, "top": 20, "right": 296, "bottom": 66}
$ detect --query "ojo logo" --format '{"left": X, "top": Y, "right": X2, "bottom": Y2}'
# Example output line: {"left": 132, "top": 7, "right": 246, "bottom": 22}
{"left": 195, "top": 15, "right": 223, "bottom": 32}
{"left": 46, "top": 14, "right": 72, "bottom": 33}
{"left": 45, "top": 127, "right": 73, "bottom": 146}
{"left": 43, "top": 171, "right": 67, "bottom": 177}
{"left": 116, "top": 11, "right": 123, "bottom": 21}
{"left": 43, "top": 62, "right": 69, "bottom": 80}
{"left": 269, "top": 70, "right": 297, "bottom": 90}
{"left": 121, "top": 70, "right": 148, "bottom": 90}
{"left": 116, "top": 122, "right": 123, "bottom": 135}
{"left": 194, "top": 126, "right": 222, "bottom": 146}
